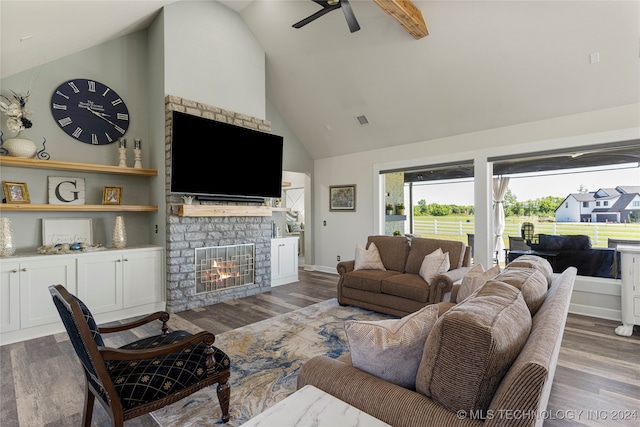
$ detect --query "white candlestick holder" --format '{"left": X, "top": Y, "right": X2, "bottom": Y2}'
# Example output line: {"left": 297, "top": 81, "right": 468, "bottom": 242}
{"left": 118, "top": 146, "right": 128, "bottom": 167}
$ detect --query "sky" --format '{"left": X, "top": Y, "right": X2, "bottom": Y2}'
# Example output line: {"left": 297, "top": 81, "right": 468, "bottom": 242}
{"left": 408, "top": 163, "right": 640, "bottom": 205}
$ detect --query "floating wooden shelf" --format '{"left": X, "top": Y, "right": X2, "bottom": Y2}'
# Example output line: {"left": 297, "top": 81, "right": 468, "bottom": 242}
{"left": 178, "top": 205, "right": 275, "bottom": 217}
{"left": 0, "top": 204, "right": 157, "bottom": 212}
{"left": 0, "top": 156, "right": 157, "bottom": 176}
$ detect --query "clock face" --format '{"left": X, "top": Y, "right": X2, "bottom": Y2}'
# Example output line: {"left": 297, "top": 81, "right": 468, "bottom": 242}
{"left": 51, "top": 79, "right": 129, "bottom": 145}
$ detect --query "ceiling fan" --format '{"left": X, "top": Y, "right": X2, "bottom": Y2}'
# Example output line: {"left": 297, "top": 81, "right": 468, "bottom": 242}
{"left": 293, "top": 0, "right": 361, "bottom": 33}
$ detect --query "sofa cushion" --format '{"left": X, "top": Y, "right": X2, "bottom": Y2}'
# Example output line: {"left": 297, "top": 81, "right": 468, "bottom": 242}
{"left": 345, "top": 304, "right": 439, "bottom": 389}
{"left": 415, "top": 281, "right": 531, "bottom": 415}
{"left": 405, "top": 238, "right": 466, "bottom": 273}
{"left": 354, "top": 242, "right": 386, "bottom": 271}
{"left": 367, "top": 235, "right": 410, "bottom": 272}
{"left": 456, "top": 264, "right": 501, "bottom": 303}
{"left": 343, "top": 270, "right": 400, "bottom": 293}
{"left": 493, "top": 268, "right": 548, "bottom": 315}
{"left": 537, "top": 234, "right": 591, "bottom": 251}
{"left": 381, "top": 274, "right": 430, "bottom": 302}
{"left": 419, "top": 249, "right": 450, "bottom": 284}
{"left": 506, "top": 254, "right": 554, "bottom": 287}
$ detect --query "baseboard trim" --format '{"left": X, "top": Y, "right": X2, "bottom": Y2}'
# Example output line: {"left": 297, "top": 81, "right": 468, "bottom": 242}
{"left": 569, "top": 303, "right": 621, "bottom": 322}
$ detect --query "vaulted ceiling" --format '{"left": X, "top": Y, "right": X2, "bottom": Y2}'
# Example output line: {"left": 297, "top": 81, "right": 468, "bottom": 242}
{"left": 2, "top": 1, "right": 638, "bottom": 160}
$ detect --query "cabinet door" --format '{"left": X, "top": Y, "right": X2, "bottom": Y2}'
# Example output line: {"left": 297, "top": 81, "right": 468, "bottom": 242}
{"left": 276, "top": 239, "right": 298, "bottom": 278}
{"left": 123, "top": 249, "right": 163, "bottom": 309}
{"left": 0, "top": 261, "right": 21, "bottom": 333}
{"left": 77, "top": 253, "right": 123, "bottom": 315}
{"left": 20, "top": 257, "right": 76, "bottom": 329}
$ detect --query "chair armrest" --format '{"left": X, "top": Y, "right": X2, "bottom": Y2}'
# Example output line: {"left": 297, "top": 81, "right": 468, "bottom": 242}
{"left": 100, "top": 331, "right": 216, "bottom": 361}
{"left": 429, "top": 266, "right": 472, "bottom": 302}
{"left": 99, "top": 311, "right": 170, "bottom": 335}
{"left": 337, "top": 260, "right": 355, "bottom": 276}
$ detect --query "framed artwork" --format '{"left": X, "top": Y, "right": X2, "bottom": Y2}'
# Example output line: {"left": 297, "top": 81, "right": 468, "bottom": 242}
{"left": 102, "top": 187, "right": 122, "bottom": 205}
{"left": 2, "top": 181, "right": 30, "bottom": 203}
{"left": 329, "top": 184, "right": 356, "bottom": 212}
{"left": 42, "top": 218, "right": 93, "bottom": 245}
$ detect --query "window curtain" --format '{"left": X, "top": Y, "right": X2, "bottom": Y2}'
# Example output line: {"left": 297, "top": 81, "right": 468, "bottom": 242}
{"left": 493, "top": 176, "right": 510, "bottom": 262}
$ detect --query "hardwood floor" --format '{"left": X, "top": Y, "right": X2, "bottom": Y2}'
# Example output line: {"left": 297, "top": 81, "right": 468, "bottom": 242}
{"left": 1, "top": 269, "right": 638, "bottom": 426}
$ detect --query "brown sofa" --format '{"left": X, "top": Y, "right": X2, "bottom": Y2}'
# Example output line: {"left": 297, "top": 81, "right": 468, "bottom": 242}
{"left": 298, "top": 261, "right": 577, "bottom": 427}
{"left": 337, "top": 235, "right": 472, "bottom": 317}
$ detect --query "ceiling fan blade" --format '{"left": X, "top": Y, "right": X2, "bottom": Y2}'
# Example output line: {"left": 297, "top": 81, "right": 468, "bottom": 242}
{"left": 340, "top": 0, "right": 361, "bottom": 33}
{"left": 293, "top": 4, "right": 340, "bottom": 29}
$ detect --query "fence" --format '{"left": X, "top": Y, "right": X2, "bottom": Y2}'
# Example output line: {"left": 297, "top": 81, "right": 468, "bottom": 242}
{"left": 412, "top": 218, "right": 640, "bottom": 248}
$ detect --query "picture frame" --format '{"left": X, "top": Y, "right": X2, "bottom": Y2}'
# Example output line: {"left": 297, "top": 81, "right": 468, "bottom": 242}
{"left": 329, "top": 184, "right": 356, "bottom": 212}
{"left": 2, "top": 181, "right": 30, "bottom": 203}
{"left": 102, "top": 187, "right": 122, "bottom": 205}
{"left": 42, "top": 218, "right": 93, "bottom": 246}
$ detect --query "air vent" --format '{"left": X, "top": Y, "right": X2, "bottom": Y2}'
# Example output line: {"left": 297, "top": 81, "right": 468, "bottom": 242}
{"left": 355, "top": 115, "right": 370, "bottom": 126}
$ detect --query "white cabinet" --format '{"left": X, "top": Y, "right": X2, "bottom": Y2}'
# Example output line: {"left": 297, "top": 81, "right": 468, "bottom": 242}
{"left": 0, "top": 246, "right": 165, "bottom": 345}
{"left": 271, "top": 237, "right": 298, "bottom": 287}
{"left": 19, "top": 257, "right": 76, "bottom": 329}
{"left": 0, "top": 261, "right": 21, "bottom": 333}
{"left": 77, "top": 247, "right": 163, "bottom": 314}
{"left": 1, "top": 256, "right": 76, "bottom": 333}
{"left": 77, "top": 252, "right": 124, "bottom": 315}
{"left": 122, "top": 249, "right": 163, "bottom": 308}
{"left": 615, "top": 245, "right": 640, "bottom": 336}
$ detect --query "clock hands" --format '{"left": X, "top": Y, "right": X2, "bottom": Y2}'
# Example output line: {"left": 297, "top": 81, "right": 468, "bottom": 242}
{"left": 82, "top": 105, "right": 118, "bottom": 127}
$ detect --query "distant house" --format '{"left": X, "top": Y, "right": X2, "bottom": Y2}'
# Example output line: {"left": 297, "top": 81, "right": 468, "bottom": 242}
{"left": 555, "top": 186, "right": 640, "bottom": 223}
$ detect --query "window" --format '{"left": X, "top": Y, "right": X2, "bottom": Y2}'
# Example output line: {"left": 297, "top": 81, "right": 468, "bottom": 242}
{"left": 604, "top": 201, "right": 609, "bottom": 206}
{"left": 596, "top": 201, "right": 601, "bottom": 206}
{"left": 583, "top": 201, "right": 589, "bottom": 207}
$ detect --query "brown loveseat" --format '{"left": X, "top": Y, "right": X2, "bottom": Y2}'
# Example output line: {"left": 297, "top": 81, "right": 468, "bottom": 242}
{"left": 337, "top": 235, "right": 472, "bottom": 317}
{"left": 299, "top": 259, "right": 577, "bottom": 427}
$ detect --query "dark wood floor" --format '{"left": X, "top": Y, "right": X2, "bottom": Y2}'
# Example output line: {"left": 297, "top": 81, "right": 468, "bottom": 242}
{"left": 1, "top": 269, "right": 638, "bottom": 426}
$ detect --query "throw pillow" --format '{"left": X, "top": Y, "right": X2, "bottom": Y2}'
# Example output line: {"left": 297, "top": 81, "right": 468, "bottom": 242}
{"left": 456, "top": 264, "right": 501, "bottom": 303}
{"left": 416, "top": 281, "right": 531, "bottom": 415}
{"left": 354, "top": 242, "right": 386, "bottom": 271}
{"left": 345, "top": 304, "right": 440, "bottom": 389}
{"left": 419, "top": 249, "right": 450, "bottom": 284}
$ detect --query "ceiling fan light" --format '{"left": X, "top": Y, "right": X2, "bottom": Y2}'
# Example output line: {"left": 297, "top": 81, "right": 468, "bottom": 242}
{"left": 328, "top": 0, "right": 339, "bottom": 5}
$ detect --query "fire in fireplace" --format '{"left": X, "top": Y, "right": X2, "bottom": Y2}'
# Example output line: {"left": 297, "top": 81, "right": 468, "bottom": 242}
{"left": 195, "top": 244, "right": 255, "bottom": 294}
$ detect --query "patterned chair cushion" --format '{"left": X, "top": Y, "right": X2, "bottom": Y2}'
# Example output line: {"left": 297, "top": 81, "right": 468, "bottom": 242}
{"left": 72, "top": 295, "right": 104, "bottom": 347}
{"left": 106, "top": 330, "right": 230, "bottom": 410}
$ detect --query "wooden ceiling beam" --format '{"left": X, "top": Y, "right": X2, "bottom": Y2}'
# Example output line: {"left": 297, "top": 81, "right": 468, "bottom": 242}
{"left": 373, "top": 0, "right": 429, "bottom": 39}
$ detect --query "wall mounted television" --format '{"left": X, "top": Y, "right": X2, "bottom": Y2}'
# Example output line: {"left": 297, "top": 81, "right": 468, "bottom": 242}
{"left": 170, "top": 111, "right": 284, "bottom": 202}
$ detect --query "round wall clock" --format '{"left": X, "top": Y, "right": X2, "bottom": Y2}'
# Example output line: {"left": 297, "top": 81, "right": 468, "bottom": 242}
{"left": 50, "top": 79, "right": 129, "bottom": 145}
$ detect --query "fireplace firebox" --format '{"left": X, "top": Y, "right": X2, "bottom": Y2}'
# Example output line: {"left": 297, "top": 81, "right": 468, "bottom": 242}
{"left": 195, "top": 244, "right": 255, "bottom": 294}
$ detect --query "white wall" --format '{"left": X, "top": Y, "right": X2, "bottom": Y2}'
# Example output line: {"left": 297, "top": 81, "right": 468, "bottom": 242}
{"left": 163, "top": 1, "right": 266, "bottom": 119}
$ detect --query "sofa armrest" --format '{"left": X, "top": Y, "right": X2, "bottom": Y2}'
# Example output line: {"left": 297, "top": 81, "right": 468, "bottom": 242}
{"left": 337, "top": 260, "right": 355, "bottom": 276}
{"left": 429, "top": 266, "right": 472, "bottom": 303}
{"left": 297, "top": 355, "right": 482, "bottom": 427}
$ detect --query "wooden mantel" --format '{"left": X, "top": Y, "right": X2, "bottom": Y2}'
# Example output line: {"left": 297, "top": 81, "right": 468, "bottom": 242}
{"left": 177, "top": 205, "right": 288, "bottom": 217}
{"left": 374, "top": 0, "right": 429, "bottom": 39}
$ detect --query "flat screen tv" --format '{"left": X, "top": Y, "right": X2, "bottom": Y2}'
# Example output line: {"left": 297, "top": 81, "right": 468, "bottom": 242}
{"left": 170, "top": 111, "right": 284, "bottom": 201}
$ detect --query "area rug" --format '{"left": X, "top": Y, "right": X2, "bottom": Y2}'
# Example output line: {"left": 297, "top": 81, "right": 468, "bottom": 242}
{"left": 151, "top": 298, "right": 393, "bottom": 426}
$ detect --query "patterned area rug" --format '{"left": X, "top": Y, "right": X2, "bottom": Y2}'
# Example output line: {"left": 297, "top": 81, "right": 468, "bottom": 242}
{"left": 151, "top": 298, "right": 393, "bottom": 426}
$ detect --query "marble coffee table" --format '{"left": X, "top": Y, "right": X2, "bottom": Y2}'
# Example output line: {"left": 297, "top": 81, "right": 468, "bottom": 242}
{"left": 239, "top": 384, "right": 392, "bottom": 427}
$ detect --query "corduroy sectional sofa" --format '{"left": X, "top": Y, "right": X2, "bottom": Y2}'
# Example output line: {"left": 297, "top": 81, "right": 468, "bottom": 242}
{"left": 337, "top": 235, "right": 472, "bottom": 317}
{"left": 299, "top": 257, "right": 577, "bottom": 427}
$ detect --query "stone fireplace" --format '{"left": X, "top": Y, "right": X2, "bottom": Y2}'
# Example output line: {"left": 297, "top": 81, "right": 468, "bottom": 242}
{"left": 164, "top": 95, "right": 273, "bottom": 312}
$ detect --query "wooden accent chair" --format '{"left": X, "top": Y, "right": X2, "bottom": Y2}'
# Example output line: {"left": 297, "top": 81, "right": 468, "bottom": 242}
{"left": 49, "top": 284, "right": 231, "bottom": 426}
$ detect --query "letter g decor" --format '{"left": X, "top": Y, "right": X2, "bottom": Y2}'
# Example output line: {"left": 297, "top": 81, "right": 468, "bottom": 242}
{"left": 48, "top": 176, "right": 86, "bottom": 205}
